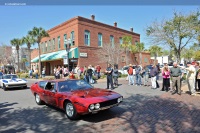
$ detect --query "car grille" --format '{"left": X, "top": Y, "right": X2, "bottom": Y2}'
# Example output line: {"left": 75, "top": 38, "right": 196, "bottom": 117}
{"left": 100, "top": 98, "right": 118, "bottom": 108}
{"left": 8, "top": 84, "right": 26, "bottom": 87}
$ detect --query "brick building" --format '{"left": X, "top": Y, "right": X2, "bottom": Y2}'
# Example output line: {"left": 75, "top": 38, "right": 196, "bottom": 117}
{"left": 31, "top": 15, "right": 151, "bottom": 75}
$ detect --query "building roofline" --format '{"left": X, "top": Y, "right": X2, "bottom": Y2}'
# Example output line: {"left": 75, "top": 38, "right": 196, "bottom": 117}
{"left": 47, "top": 16, "right": 140, "bottom": 37}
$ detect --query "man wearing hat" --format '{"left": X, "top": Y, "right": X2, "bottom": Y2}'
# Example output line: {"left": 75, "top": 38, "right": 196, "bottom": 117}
{"left": 185, "top": 61, "right": 196, "bottom": 95}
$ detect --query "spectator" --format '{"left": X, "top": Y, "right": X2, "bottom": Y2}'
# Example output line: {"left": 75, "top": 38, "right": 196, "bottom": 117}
{"left": 77, "top": 66, "right": 81, "bottom": 79}
{"left": 127, "top": 64, "right": 134, "bottom": 85}
{"left": 63, "top": 67, "right": 69, "bottom": 77}
{"left": 29, "top": 68, "right": 33, "bottom": 78}
{"left": 150, "top": 65, "right": 158, "bottom": 89}
{"left": 42, "top": 67, "right": 45, "bottom": 78}
{"left": 161, "top": 65, "right": 170, "bottom": 91}
{"left": 113, "top": 64, "right": 119, "bottom": 87}
{"left": 83, "top": 66, "right": 89, "bottom": 83}
{"left": 35, "top": 68, "right": 39, "bottom": 79}
{"left": 135, "top": 65, "right": 142, "bottom": 86}
{"left": 87, "top": 65, "right": 94, "bottom": 84}
{"left": 195, "top": 62, "right": 200, "bottom": 91}
{"left": 105, "top": 63, "right": 114, "bottom": 90}
{"left": 196, "top": 62, "right": 200, "bottom": 91}
{"left": 143, "top": 65, "right": 150, "bottom": 87}
{"left": 96, "top": 64, "right": 101, "bottom": 79}
{"left": 170, "top": 62, "right": 182, "bottom": 95}
{"left": 185, "top": 62, "right": 196, "bottom": 96}
{"left": 54, "top": 67, "right": 57, "bottom": 79}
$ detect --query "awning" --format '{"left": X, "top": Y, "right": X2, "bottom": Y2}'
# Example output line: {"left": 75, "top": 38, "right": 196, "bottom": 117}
{"left": 31, "top": 47, "right": 79, "bottom": 63}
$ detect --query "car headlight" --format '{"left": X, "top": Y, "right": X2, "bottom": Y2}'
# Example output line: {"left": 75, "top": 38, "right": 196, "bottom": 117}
{"left": 89, "top": 104, "right": 95, "bottom": 110}
{"left": 117, "top": 97, "right": 123, "bottom": 103}
{"left": 94, "top": 103, "right": 100, "bottom": 109}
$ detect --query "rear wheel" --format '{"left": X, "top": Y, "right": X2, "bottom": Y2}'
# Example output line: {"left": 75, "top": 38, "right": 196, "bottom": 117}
{"left": 35, "top": 93, "right": 43, "bottom": 105}
{"left": 65, "top": 101, "right": 79, "bottom": 120}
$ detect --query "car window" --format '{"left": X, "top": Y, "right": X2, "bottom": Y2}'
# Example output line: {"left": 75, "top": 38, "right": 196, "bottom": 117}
{"left": 39, "top": 81, "right": 47, "bottom": 89}
{"left": 45, "top": 82, "right": 56, "bottom": 92}
{"left": 58, "top": 80, "right": 93, "bottom": 92}
{"left": 3, "top": 75, "right": 18, "bottom": 79}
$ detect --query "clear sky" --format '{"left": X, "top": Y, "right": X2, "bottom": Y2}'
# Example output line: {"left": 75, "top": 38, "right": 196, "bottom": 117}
{"left": 0, "top": 5, "right": 199, "bottom": 49}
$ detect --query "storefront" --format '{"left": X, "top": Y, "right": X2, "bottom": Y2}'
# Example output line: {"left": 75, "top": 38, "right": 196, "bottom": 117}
{"left": 31, "top": 47, "right": 79, "bottom": 75}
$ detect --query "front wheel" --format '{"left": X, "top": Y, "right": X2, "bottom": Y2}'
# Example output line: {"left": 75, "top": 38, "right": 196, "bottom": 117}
{"left": 3, "top": 84, "right": 7, "bottom": 91}
{"left": 35, "top": 93, "right": 43, "bottom": 105}
{"left": 65, "top": 101, "right": 79, "bottom": 120}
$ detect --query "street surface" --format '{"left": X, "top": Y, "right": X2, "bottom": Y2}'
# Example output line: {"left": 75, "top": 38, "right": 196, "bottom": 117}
{"left": 1, "top": 78, "right": 200, "bottom": 133}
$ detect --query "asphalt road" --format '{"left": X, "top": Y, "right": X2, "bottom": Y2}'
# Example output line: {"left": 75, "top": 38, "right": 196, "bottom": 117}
{"left": 1, "top": 78, "right": 200, "bottom": 133}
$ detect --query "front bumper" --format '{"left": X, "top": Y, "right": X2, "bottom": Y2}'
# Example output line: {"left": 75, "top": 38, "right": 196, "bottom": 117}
{"left": 4, "top": 83, "right": 27, "bottom": 88}
{"left": 88, "top": 102, "right": 121, "bottom": 113}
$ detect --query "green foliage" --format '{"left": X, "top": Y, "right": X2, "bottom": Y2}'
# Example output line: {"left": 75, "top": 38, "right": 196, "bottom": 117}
{"left": 20, "top": 73, "right": 29, "bottom": 78}
{"left": 194, "top": 51, "right": 200, "bottom": 60}
{"left": 146, "top": 10, "right": 200, "bottom": 63}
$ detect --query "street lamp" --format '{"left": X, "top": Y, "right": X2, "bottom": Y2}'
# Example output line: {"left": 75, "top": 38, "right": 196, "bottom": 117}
{"left": 65, "top": 38, "right": 71, "bottom": 71}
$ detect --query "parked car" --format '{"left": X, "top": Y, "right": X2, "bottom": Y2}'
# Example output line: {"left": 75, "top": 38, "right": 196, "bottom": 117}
{"left": 0, "top": 74, "right": 27, "bottom": 91}
{"left": 118, "top": 65, "right": 140, "bottom": 76}
{"left": 30, "top": 79, "right": 123, "bottom": 120}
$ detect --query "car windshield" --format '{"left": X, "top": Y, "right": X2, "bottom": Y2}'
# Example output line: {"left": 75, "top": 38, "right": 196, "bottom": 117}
{"left": 58, "top": 80, "right": 93, "bottom": 92}
{"left": 3, "top": 75, "right": 18, "bottom": 79}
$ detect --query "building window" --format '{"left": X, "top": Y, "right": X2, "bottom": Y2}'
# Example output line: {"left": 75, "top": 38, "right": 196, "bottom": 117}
{"left": 84, "top": 30, "right": 90, "bottom": 46}
{"left": 64, "top": 34, "right": 67, "bottom": 49}
{"left": 119, "top": 37, "right": 123, "bottom": 45}
{"left": 98, "top": 33, "right": 102, "bottom": 47}
{"left": 71, "top": 31, "right": 75, "bottom": 46}
{"left": 110, "top": 35, "right": 114, "bottom": 47}
{"left": 49, "top": 40, "right": 51, "bottom": 51}
{"left": 45, "top": 41, "right": 47, "bottom": 52}
{"left": 53, "top": 38, "right": 55, "bottom": 50}
{"left": 58, "top": 36, "right": 60, "bottom": 50}
{"left": 135, "top": 40, "right": 138, "bottom": 44}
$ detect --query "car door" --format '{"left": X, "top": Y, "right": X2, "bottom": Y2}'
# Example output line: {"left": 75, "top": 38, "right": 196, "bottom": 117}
{"left": 43, "top": 81, "right": 57, "bottom": 106}
{"left": 37, "top": 81, "right": 47, "bottom": 102}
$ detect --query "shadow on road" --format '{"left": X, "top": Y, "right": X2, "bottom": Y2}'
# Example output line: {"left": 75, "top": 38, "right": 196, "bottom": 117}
{"left": 1, "top": 94, "right": 200, "bottom": 133}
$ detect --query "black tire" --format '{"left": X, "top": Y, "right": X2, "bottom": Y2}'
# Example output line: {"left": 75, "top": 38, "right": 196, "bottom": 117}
{"left": 23, "top": 85, "right": 27, "bottom": 89}
{"left": 3, "top": 84, "right": 7, "bottom": 91}
{"left": 65, "top": 101, "right": 79, "bottom": 120}
{"left": 35, "top": 93, "right": 43, "bottom": 105}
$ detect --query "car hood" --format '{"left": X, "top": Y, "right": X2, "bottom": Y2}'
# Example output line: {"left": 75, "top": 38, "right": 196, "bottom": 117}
{"left": 66, "top": 88, "right": 118, "bottom": 98}
{"left": 2, "top": 78, "right": 27, "bottom": 83}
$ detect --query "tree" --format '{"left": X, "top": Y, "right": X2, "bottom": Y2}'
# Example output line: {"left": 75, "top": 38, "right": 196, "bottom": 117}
{"left": 181, "top": 48, "right": 194, "bottom": 61}
{"left": 10, "top": 38, "right": 23, "bottom": 72}
{"left": 194, "top": 51, "right": 200, "bottom": 60}
{"left": 149, "top": 45, "right": 162, "bottom": 65}
{"left": 121, "top": 36, "right": 132, "bottom": 65}
{"left": 28, "top": 27, "right": 49, "bottom": 77}
{"left": 146, "top": 10, "right": 200, "bottom": 63}
{"left": 98, "top": 43, "right": 124, "bottom": 66}
{"left": 0, "top": 43, "right": 13, "bottom": 65}
{"left": 22, "top": 35, "right": 36, "bottom": 69}
{"left": 135, "top": 42, "right": 145, "bottom": 65}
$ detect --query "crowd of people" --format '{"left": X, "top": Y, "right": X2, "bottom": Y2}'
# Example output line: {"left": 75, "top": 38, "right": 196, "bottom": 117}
{"left": 28, "top": 61, "right": 200, "bottom": 96}
{"left": 105, "top": 61, "right": 200, "bottom": 96}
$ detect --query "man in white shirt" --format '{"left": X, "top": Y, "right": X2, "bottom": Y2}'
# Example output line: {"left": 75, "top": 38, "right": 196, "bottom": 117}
{"left": 185, "top": 62, "right": 196, "bottom": 96}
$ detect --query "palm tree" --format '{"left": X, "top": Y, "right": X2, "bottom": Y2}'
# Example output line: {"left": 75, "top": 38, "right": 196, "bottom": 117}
{"left": 28, "top": 27, "right": 49, "bottom": 77}
{"left": 129, "top": 45, "right": 137, "bottom": 63}
{"left": 22, "top": 35, "right": 36, "bottom": 69}
{"left": 121, "top": 36, "right": 132, "bottom": 65}
{"left": 10, "top": 38, "right": 23, "bottom": 72}
{"left": 149, "top": 45, "right": 162, "bottom": 65}
{"left": 135, "top": 42, "right": 145, "bottom": 65}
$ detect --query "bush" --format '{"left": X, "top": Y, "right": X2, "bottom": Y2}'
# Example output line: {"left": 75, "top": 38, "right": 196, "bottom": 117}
{"left": 20, "top": 73, "right": 29, "bottom": 78}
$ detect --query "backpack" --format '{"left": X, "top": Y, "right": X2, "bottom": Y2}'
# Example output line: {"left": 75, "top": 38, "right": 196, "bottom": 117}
{"left": 128, "top": 67, "right": 133, "bottom": 75}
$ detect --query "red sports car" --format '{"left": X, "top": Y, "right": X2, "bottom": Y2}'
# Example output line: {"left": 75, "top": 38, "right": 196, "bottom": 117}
{"left": 30, "top": 79, "right": 123, "bottom": 120}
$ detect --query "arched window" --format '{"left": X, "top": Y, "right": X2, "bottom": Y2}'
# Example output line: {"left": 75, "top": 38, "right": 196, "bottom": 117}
{"left": 84, "top": 30, "right": 90, "bottom": 46}
{"left": 119, "top": 37, "right": 123, "bottom": 45}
